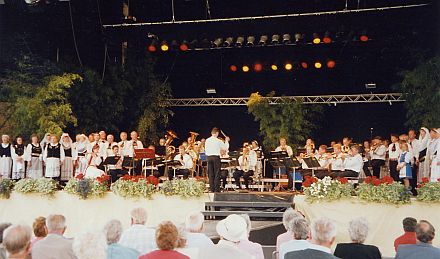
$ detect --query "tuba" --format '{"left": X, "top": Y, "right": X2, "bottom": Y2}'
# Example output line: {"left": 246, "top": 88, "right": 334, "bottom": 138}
{"left": 165, "top": 130, "right": 177, "bottom": 159}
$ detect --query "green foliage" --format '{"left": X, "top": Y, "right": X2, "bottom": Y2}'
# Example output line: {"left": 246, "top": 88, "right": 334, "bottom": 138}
{"left": 247, "top": 92, "right": 322, "bottom": 152}
{"left": 417, "top": 182, "right": 440, "bottom": 202}
{"left": 13, "top": 178, "right": 58, "bottom": 196}
{"left": 0, "top": 179, "right": 15, "bottom": 199}
{"left": 398, "top": 56, "right": 440, "bottom": 128}
{"left": 356, "top": 182, "right": 411, "bottom": 204}
{"left": 111, "top": 178, "right": 156, "bottom": 199}
{"left": 64, "top": 177, "right": 109, "bottom": 199}
{"left": 160, "top": 179, "right": 206, "bottom": 198}
{"left": 303, "top": 177, "right": 354, "bottom": 203}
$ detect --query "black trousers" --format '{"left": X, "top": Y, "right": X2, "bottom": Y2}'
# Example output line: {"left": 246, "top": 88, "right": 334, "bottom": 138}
{"left": 363, "top": 160, "right": 371, "bottom": 177}
{"left": 410, "top": 163, "right": 418, "bottom": 195}
{"left": 233, "top": 170, "right": 254, "bottom": 188}
{"left": 389, "top": 160, "right": 399, "bottom": 181}
{"left": 108, "top": 169, "right": 124, "bottom": 183}
{"left": 371, "top": 159, "right": 385, "bottom": 178}
{"left": 169, "top": 169, "right": 190, "bottom": 180}
{"left": 219, "top": 169, "right": 228, "bottom": 188}
{"left": 332, "top": 170, "right": 359, "bottom": 178}
{"left": 207, "top": 155, "right": 221, "bottom": 192}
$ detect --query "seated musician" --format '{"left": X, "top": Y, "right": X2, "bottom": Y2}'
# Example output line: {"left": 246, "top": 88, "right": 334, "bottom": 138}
{"left": 106, "top": 145, "right": 125, "bottom": 183}
{"left": 304, "top": 138, "right": 316, "bottom": 151}
{"left": 342, "top": 137, "right": 353, "bottom": 154}
{"left": 314, "top": 145, "right": 331, "bottom": 179}
{"left": 171, "top": 145, "right": 193, "bottom": 180}
{"left": 297, "top": 145, "right": 317, "bottom": 177}
{"left": 329, "top": 144, "right": 345, "bottom": 177}
{"left": 85, "top": 144, "right": 105, "bottom": 178}
{"left": 338, "top": 145, "right": 364, "bottom": 178}
{"left": 233, "top": 146, "right": 257, "bottom": 190}
{"left": 275, "top": 138, "right": 293, "bottom": 157}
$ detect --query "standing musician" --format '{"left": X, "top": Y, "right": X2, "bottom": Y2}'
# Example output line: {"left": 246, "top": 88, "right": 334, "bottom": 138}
{"left": 129, "top": 131, "right": 144, "bottom": 175}
{"left": 275, "top": 138, "right": 293, "bottom": 157}
{"left": 369, "top": 136, "right": 387, "bottom": 178}
{"left": 233, "top": 146, "right": 257, "bottom": 190}
{"left": 205, "top": 127, "right": 229, "bottom": 193}
{"left": 118, "top": 132, "right": 130, "bottom": 157}
{"left": 172, "top": 145, "right": 193, "bottom": 180}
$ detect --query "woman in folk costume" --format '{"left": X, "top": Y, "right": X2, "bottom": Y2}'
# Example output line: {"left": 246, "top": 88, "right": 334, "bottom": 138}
{"left": 12, "top": 136, "right": 27, "bottom": 180}
{"left": 397, "top": 142, "right": 413, "bottom": 188}
{"left": 60, "top": 133, "right": 77, "bottom": 181}
{"left": 25, "top": 134, "right": 43, "bottom": 179}
{"left": 0, "top": 135, "right": 14, "bottom": 178}
{"left": 74, "top": 134, "right": 90, "bottom": 175}
{"left": 40, "top": 133, "right": 51, "bottom": 150}
{"left": 85, "top": 144, "right": 105, "bottom": 178}
{"left": 429, "top": 128, "right": 440, "bottom": 182}
{"left": 417, "top": 127, "right": 431, "bottom": 180}
{"left": 43, "top": 135, "right": 65, "bottom": 180}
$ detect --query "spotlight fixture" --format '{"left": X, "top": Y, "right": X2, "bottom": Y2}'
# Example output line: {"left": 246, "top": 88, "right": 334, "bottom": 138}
{"left": 253, "top": 63, "right": 263, "bottom": 72}
{"left": 236, "top": 36, "right": 245, "bottom": 47}
{"left": 224, "top": 37, "right": 234, "bottom": 47}
{"left": 200, "top": 38, "right": 211, "bottom": 48}
{"left": 271, "top": 64, "right": 278, "bottom": 71}
{"left": 326, "top": 60, "right": 336, "bottom": 69}
{"left": 300, "top": 62, "right": 308, "bottom": 69}
{"left": 160, "top": 41, "right": 169, "bottom": 51}
{"left": 271, "top": 34, "right": 280, "bottom": 44}
{"left": 246, "top": 36, "right": 255, "bottom": 46}
{"left": 285, "top": 63, "right": 293, "bottom": 71}
{"left": 147, "top": 40, "right": 157, "bottom": 52}
{"left": 230, "top": 65, "right": 238, "bottom": 72}
{"left": 242, "top": 65, "right": 250, "bottom": 72}
{"left": 323, "top": 31, "right": 332, "bottom": 44}
{"left": 213, "top": 38, "right": 223, "bottom": 47}
{"left": 294, "top": 33, "right": 304, "bottom": 44}
{"left": 314, "top": 61, "right": 322, "bottom": 69}
{"left": 312, "top": 33, "right": 321, "bottom": 44}
{"left": 179, "top": 40, "right": 189, "bottom": 51}
{"left": 259, "top": 35, "right": 268, "bottom": 45}
{"left": 359, "top": 30, "right": 369, "bottom": 42}
{"left": 365, "top": 83, "right": 376, "bottom": 89}
{"left": 282, "top": 34, "right": 291, "bottom": 44}
{"left": 206, "top": 88, "right": 216, "bottom": 94}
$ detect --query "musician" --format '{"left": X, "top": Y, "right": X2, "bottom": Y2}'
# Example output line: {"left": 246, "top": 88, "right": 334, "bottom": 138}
{"left": 172, "top": 145, "right": 193, "bottom": 180}
{"left": 329, "top": 144, "right": 345, "bottom": 176}
{"left": 342, "top": 137, "right": 352, "bottom": 154}
{"left": 388, "top": 134, "right": 401, "bottom": 181}
{"left": 313, "top": 145, "right": 331, "bottom": 179}
{"left": 369, "top": 136, "right": 387, "bottom": 178}
{"left": 104, "top": 134, "right": 118, "bottom": 158}
{"left": 106, "top": 145, "right": 125, "bottom": 183}
{"left": 118, "top": 132, "right": 130, "bottom": 157}
{"left": 128, "top": 131, "right": 144, "bottom": 157}
{"left": 205, "top": 127, "right": 229, "bottom": 193}
{"left": 233, "top": 146, "right": 257, "bottom": 189}
{"left": 159, "top": 138, "right": 166, "bottom": 147}
{"left": 88, "top": 133, "right": 102, "bottom": 153}
{"left": 85, "top": 144, "right": 104, "bottom": 179}
{"left": 304, "top": 138, "right": 315, "bottom": 151}
{"left": 338, "top": 145, "right": 364, "bottom": 178}
{"left": 99, "top": 131, "right": 108, "bottom": 144}
{"left": 408, "top": 130, "right": 420, "bottom": 192}
{"left": 275, "top": 138, "right": 293, "bottom": 157}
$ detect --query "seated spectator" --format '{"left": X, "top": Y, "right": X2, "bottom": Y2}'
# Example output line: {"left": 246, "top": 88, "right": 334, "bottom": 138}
{"left": 334, "top": 217, "right": 381, "bottom": 259}
{"left": 175, "top": 229, "right": 199, "bottom": 259}
{"left": 119, "top": 208, "right": 156, "bottom": 254}
{"left": 285, "top": 217, "right": 338, "bottom": 259}
{"left": 0, "top": 223, "right": 12, "bottom": 259}
{"left": 31, "top": 214, "right": 76, "bottom": 259}
{"left": 31, "top": 217, "right": 47, "bottom": 248}
{"left": 394, "top": 217, "right": 417, "bottom": 251}
{"left": 276, "top": 208, "right": 303, "bottom": 252}
{"left": 2, "top": 224, "right": 32, "bottom": 259}
{"left": 280, "top": 217, "right": 311, "bottom": 259}
{"left": 104, "top": 219, "right": 140, "bottom": 259}
{"left": 199, "top": 214, "right": 254, "bottom": 259}
{"left": 238, "top": 214, "right": 264, "bottom": 259}
{"left": 396, "top": 220, "right": 440, "bottom": 259}
{"left": 139, "top": 221, "right": 189, "bottom": 259}
{"left": 73, "top": 231, "right": 107, "bottom": 259}
{"left": 184, "top": 211, "right": 213, "bottom": 248}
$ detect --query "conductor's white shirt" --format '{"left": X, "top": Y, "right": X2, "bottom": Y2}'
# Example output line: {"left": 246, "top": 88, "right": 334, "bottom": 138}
{"left": 205, "top": 136, "right": 229, "bottom": 156}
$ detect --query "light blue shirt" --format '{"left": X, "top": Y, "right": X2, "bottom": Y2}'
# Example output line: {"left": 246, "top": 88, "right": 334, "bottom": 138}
{"left": 280, "top": 240, "right": 313, "bottom": 259}
{"left": 107, "top": 243, "right": 140, "bottom": 259}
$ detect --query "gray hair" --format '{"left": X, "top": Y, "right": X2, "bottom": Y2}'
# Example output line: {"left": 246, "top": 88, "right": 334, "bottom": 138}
{"left": 104, "top": 220, "right": 123, "bottom": 245}
{"left": 311, "top": 217, "right": 337, "bottom": 244}
{"left": 73, "top": 231, "right": 107, "bottom": 259}
{"left": 0, "top": 223, "right": 12, "bottom": 243}
{"left": 2, "top": 224, "right": 32, "bottom": 255}
{"left": 416, "top": 220, "right": 435, "bottom": 243}
{"left": 348, "top": 218, "right": 369, "bottom": 243}
{"left": 240, "top": 214, "right": 252, "bottom": 236}
{"left": 46, "top": 214, "right": 66, "bottom": 232}
{"left": 131, "top": 208, "right": 147, "bottom": 225}
{"left": 185, "top": 211, "right": 205, "bottom": 233}
{"left": 282, "top": 208, "right": 302, "bottom": 232}
{"left": 291, "top": 218, "right": 310, "bottom": 240}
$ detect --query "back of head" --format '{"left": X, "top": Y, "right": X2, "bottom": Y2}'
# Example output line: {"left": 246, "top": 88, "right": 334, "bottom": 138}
{"left": 0, "top": 223, "right": 12, "bottom": 243}
{"left": 33, "top": 217, "right": 47, "bottom": 238}
{"left": 211, "top": 127, "right": 219, "bottom": 135}
{"left": 156, "top": 221, "right": 179, "bottom": 250}
{"left": 131, "top": 208, "right": 147, "bottom": 225}
{"left": 348, "top": 218, "right": 369, "bottom": 244}
{"left": 104, "top": 220, "right": 123, "bottom": 245}
{"left": 2, "top": 224, "right": 31, "bottom": 256}
{"left": 73, "top": 231, "right": 107, "bottom": 259}
{"left": 402, "top": 217, "right": 417, "bottom": 232}
{"left": 311, "top": 217, "right": 337, "bottom": 245}
{"left": 282, "top": 208, "right": 303, "bottom": 232}
{"left": 416, "top": 220, "right": 435, "bottom": 244}
{"left": 291, "top": 218, "right": 310, "bottom": 240}
{"left": 46, "top": 214, "right": 66, "bottom": 233}
{"left": 185, "top": 211, "right": 205, "bottom": 233}
{"left": 240, "top": 214, "right": 252, "bottom": 237}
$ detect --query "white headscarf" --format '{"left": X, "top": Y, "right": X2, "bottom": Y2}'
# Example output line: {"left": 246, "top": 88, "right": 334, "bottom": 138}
{"left": 60, "top": 133, "right": 73, "bottom": 148}
{"left": 419, "top": 127, "right": 431, "bottom": 150}
{"left": 40, "top": 133, "right": 51, "bottom": 147}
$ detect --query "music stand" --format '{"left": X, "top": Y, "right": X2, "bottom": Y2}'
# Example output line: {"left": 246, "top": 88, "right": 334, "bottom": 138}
{"left": 103, "top": 156, "right": 120, "bottom": 172}
{"left": 122, "top": 157, "right": 134, "bottom": 175}
{"left": 135, "top": 149, "right": 155, "bottom": 177}
{"left": 302, "top": 157, "right": 321, "bottom": 177}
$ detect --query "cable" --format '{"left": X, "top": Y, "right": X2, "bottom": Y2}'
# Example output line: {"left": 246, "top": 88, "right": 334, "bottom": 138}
{"left": 68, "top": 0, "right": 83, "bottom": 67}
{"left": 171, "top": 0, "right": 176, "bottom": 22}
{"left": 205, "top": 0, "right": 212, "bottom": 19}
{"left": 101, "top": 43, "right": 107, "bottom": 81}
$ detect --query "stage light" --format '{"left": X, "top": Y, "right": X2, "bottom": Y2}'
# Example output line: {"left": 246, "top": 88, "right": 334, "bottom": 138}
{"left": 230, "top": 65, "right": 238, "bottom": 72}
{"left": 314, "top": 61, "right": 322, "bottom": 69}
{"left": 327, "top": 60, "right": 336, "bottom": 69}
{"left": 242, "top": 65, "right": 250, "bottom": 72}
{"left": 285, "top": 63, "right": 293, "bottom": 71}
{"left": 247, "top": 36, "right": 255, "bottom": 46}
{"left": 200, "top": 38, "right": 211, "bottom": 48}
{"left": 360, "top": 30, "right": 369, "bottom": 42}
{"left": 160, "top": 41, "right": 169, "bottom": 51}
{"left": 254, "top": 63, "right": 263, "bottom": 72}
{"left": 236, "top": 36, "right": 245, "bottom": 46}
{"left": 213, "top": 38, "right": 223, "bottom": 47}
{"left": 271, "top": 34, "right": 280, "bottom": 44}
{"left": 282, "top": 34, "right": 291, "bottom": 44}
{"left": 224, "top": 37, "right": 234, "bottom": 47}
{"left": 259, "top": 35, "right": 268, "bottom": 45}
{"left": 271, "top": 64, "right": 278, "bottom": 71}
{"left": 179, "top": 41, "right": 189, "bottom": 51}
{"left": 294, "top": 33, "right": 304, "bottom": 44}
{"left": 206, "top": 88, "right": 216, "bottom": 94}
{"left": 323, "top": 31, "right": 332, "bottom": 43}
{"left": 301, "top": 62, "right": 308, "bottom": 69}
{"left": 312, "top": 33, "right": 321, "bottom": 44}
{"left": 147, "top": 40, "right": 157, "bottom": 52}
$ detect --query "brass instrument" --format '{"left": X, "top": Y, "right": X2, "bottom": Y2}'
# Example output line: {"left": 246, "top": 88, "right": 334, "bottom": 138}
{"left": 165, "top": 130, "right": 177, "bottom": 159}
{"left": 341, "top": 145, "right": 350, "bottom": 153}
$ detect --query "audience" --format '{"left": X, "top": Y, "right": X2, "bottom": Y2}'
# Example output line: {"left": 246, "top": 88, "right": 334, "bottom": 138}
{"left": 199, "top": 214, "right": 254, "bottom": 259}
{"left": 285, "top": 217, "right": 338, "bottom": 259}
{"left": 118, "top": 207, "right": 156, "bottom": 254}
{"left": 72, "top": 231, "right": 107, "bottom": 259}
{"left": 0, "top": 223, "right": 12, "bottom": 259}
{"left": 279, "top": 217, "right": 311, "bottom": 259}
{"left": 394, "top": 217, "right": 417, "bottom": 251}
{"left": 2, "top": 224, "right": 32, "bottom": 259}
{"left": 104, "top": 219, "right": 140, "bottom": 259}
{"left": 139, "top": 221, "right": 189, "bottom": 259}
{"left": 184, "top": 211, "right": 213, "bottom": 248}
{"left": 31, "top": 217, "right": 47, "bottom": 248}
{"left": 31, "top": 214, "right": 76, "bottom": 259}
{"left": 238, "top": 214, "right": 265, "bottom": 259}
{"left": 396, "top": 220, "right": 440, "bottom": 259}
{"left": 276, "top": 208, "right": 303, "bottom": 252}
{"left": 333, "top": 217, "right": 381, "bottom": 259}
{"left": 175, "top": 228, "right": 200, "bottom": 259}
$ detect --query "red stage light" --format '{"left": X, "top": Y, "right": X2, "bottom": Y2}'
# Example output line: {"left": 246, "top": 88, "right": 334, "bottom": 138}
{"left": 254, "top": 63, "right": 263, "bottom": 72}
{"left": 147, "top": 45, "right": 157, "bottom": 52}
{"left": 230, "top": 65, "right": 238, "bottom": 72}
{"left": 179, "top": 43, "right": 189, "bottom": 51}
{"left": 327, "top": 60, "right": 336, "bottom": 69}
{"left": 360, "top": 35, "right": 369, "bottom": 42}
{"left": 301, "top": 62, "right": 308, "bottom": 69}
{"left": 323, "top": 37, "right": 332, "bottom": 44}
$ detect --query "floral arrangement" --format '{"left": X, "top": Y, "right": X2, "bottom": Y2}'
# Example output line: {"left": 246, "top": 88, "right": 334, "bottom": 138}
{"left": 0, "top": 179, "right": 14, "bottom": 199}
{"left": 111, "top": 175, "right": 156, "bottom": 199}
{"left": 356, "top": 176, "right": 411, "bottom": 204}
{"left": 160, "top": 178, "right": 206, "bottom": 198}
{"left": 64, "top": 173, "right": 110, "bottom": 199}
{"left": 416, "top": 177, "right": 440, "bottom": 202}
{"left": 302, "top": 176, "right": 354, "bottom": 202}
{"left": 14, "top": 178, "right": 58, "bottom": 196}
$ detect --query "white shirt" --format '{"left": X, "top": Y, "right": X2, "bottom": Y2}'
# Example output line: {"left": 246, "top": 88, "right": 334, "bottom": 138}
{"left": 330, "top": 155, "right": 344, "bottom": 171}
{"left": 238, "top": 154, "right": 257, "bottom": 171}
{"left": 199, "top": 240, "right": 255, "bottom": 259}
{"left": 388, "top": 142, "right": 401, "bottom": 160}
{"left": 127, "top": 140, "right": 144, "bottom": 157}
{"left": 316, "top": 154, "right": 329, "bottom": 169}
{"left": 280, "top": 240, "right": 312, "bottom": 259}
{"left": 275, "top": 145, "right": 293, "bottom": 157}
{"left": 118, "top": 140, "right": 131, "bottom": 157}
{"left": 118, "top": 224, "right": 156, "bottom": 254}
{"left": 343, "top": 154, "right": 364, "bottom": 173}
{"left": 205, "top": 136, "right": 229, "bottom": 156}
{"left": 173, "top": 153, "right": 194, "bottom": 169}
{"left": 408, "top": 138, "right": 421, "bottom": 159}
{"left": 185, "top": 232, "right": 214, "bottom": 248}
{"left": 370, "top": 144, "right": 386, "bottom": 160}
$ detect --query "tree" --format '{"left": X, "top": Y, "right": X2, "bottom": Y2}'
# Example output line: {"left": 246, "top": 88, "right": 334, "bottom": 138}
{"left": 398, "top": 56, "right": 440, "bottom": 128}
{"left": 247, "top": 92, "right": 322, "bottom": 152}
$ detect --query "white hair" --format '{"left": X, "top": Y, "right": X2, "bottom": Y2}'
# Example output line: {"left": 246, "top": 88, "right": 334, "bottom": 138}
{"left": 131, "top": 208, "right": 147, "bottom": 225}
{"left": 291, "top": 218, "right": 310, "bottom": 240}
{"left": 311, "top": 217, "right": 337, "bottom": 244}
{"left": 185, "top": 211, "right": 205, "bottom": 233}
{"left": 46, "top": 214, "right": 66, "bottom": 232}
{"left": 240, "top": 214, "right": 252, "bottom": 236}
{"left": 348, "top": 217, "right": 369, "bottom": 243}
{"left": 73, "top": 231, "right": 107, "bottom": 259}
{"left": 103, "top": 220, "right": 123, "bottom": 245}
{"left": 2, "top": 224, "right": 31, "bottom": 255}
{"left": 282, "top": 208, "right": 302, "bottom": 232}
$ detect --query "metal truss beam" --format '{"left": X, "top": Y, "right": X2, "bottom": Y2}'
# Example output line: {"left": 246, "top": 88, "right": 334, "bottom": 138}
{"left": 166, "top": 93, "right": 405, "bottom": 107}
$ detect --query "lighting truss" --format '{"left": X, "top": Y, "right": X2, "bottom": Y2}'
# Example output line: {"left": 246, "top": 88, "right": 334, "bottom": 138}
{"left": 165, "top": 93, "right": 405, "bottom": 107}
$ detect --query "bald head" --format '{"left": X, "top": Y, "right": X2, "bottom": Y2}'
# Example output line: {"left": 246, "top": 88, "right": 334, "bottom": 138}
{"left": 3, "top": 224, "right": 31, "bottom": 257}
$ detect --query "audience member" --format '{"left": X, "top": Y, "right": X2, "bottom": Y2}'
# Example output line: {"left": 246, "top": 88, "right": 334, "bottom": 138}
{"left": 175, "top": 228, "right": 200, "bottom": 259}
{"left": 139, "top": 221, "right": 189, "bottom": 259}
{"left": 396, "top": 220, "right": 440, "bottom": 259}
{"left": 104, "top": 219, "right": 140, "bottom": 259}
{"left": 285, "top": 217, "right": 338, "bottom": 259}
{"left": 333, "top": 217, "right": 381, "bottom": 259}
{"left": 279, "top": 217, "right": 311, "bottom": 259}
{"left": 31, "top": 217, "right": 47, "bottom": 248}
{"left": 238, "top": 214, "right": 264, "bottom": 259}
{"left": 184, "top": 211, "right": 213, "bottom": 248}
{"left": 276, "top": 208, "right": 303, "bottom": 252}
{"left": 119, "top": 208, "right": 156, "bottom": 254}
{"left": 0, "top": 223, "right": 12, "bottom": 259}
{"left": 73, "top": 231, "right": 107, "bottom": 259}
{"left": 31, "top": 214, "right": 76, "bottom": 259}
{"left": 2, "top": 224, "right": 32, "bottom": 259}
{"left": 199, "top": 214, "right": 254, "bottom": 259}
{"left": 394, "top": 217, "right": 417, "bottom": 251}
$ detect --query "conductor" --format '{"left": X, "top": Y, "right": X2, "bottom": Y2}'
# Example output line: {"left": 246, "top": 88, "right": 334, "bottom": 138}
{"left": 205, "top": 127, "right": 230, "bottom": 192}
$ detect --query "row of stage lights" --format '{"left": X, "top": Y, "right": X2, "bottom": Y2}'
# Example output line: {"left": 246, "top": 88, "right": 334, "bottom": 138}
{"left": 147, "top": 31, "right": 369, "bottom": 52}
{"left": 229, "top": 60, "right": 336, "bottom": 72}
